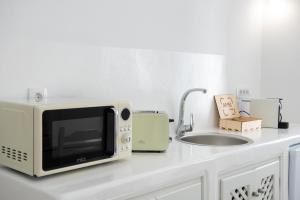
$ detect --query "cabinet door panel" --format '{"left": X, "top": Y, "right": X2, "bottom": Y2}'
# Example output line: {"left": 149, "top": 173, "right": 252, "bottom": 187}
{"left": 254, "top": 161, "right": 280, "bottom": 200}
{"left": 155, "top": 181, "right": 202, "bottom": 200}
{"left": 221, "top": 170, "right": 256, "bottom": 200}
{"left": 128, "top": 179, "right": 202, "bottom": 200}
{"left": 221, "top": 160, "right": 280, "bottom": 200}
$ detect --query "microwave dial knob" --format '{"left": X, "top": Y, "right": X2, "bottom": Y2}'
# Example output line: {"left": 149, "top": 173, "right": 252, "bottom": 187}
{"left": 121, "top": 108, "right": 130, "bottom": 120}
{"left": 121, "top": 134, "right": 131, "bottom": 144}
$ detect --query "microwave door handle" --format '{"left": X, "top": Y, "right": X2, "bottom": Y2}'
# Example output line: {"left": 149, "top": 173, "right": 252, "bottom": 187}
{"left": 111, "top": 107, "right": 118, "bottom": 155}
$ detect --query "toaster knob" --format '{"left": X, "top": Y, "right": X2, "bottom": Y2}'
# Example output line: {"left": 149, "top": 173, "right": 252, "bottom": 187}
{"left": 121, "top": 108, "right": 130, "bottom": 120}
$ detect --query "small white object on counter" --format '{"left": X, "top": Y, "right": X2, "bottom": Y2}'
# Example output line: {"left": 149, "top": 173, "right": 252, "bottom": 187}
{"left": 1, "top": 125, "right": 300, "bottom": 200}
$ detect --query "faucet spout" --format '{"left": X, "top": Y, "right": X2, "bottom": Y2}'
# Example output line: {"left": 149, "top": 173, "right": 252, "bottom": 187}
{"left": 176, "top": 88, "right": 207, "bottom": 138}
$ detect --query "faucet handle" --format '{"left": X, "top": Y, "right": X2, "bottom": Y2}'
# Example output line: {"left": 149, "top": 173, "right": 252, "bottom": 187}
{"left": 190, "top": 113, "right": 194, "bottom": 131}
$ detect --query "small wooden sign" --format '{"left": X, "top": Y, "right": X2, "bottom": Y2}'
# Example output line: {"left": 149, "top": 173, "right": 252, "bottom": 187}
{"left": 215, "top": 95, "right": 240, "bottom": 119}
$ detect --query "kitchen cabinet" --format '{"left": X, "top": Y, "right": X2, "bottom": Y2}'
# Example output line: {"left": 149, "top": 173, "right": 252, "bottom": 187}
{"left": 220, "top": 160, "right": 280, "bottom": 200}
{"left": 128, "top": 178, "right": 202, "bottom": 200}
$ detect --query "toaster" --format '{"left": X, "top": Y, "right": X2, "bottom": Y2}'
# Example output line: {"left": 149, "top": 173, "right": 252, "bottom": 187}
{"left": 132, "top": 111, "right": 170, "bottom": 152}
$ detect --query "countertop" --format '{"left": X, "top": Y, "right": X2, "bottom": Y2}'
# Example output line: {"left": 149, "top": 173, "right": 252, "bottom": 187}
{"left": 1, "top": 125, "right": 300, "bottom": 200}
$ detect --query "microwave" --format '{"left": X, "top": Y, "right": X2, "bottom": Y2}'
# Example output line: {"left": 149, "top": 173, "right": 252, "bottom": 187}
{"left": 0, "top": 99, "right": 132, "bottom": 177}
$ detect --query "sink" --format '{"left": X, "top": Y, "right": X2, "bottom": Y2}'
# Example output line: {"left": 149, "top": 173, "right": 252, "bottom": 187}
{"left": 178, "top": 133, "right": 252, "bottom": 146}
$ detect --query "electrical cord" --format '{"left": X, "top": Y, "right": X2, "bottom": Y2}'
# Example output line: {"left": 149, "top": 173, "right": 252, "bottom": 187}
{"left": 239, "top": 110, "right": 251, "bottom": 116}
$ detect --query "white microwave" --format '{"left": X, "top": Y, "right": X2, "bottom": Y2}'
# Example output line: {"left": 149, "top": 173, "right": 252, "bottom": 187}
{"left": 0, "top": 99, "right": 132, "bottom": 177}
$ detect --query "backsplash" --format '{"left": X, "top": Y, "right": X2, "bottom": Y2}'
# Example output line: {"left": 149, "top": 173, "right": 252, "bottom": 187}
{"left": 0, "top": 42, "right": 227, "bottom": 131}
{"left": 0, "top": 0, "right": 264, "bottom": 132}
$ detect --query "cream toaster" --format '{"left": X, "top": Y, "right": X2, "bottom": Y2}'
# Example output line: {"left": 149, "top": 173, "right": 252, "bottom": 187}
{"left": 132, "top": 111, "right": 171, "bottom": 152}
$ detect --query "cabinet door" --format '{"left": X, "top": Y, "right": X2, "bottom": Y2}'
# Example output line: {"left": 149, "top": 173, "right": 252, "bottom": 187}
{"left": 221, "top": 160, "right": 280, "bottom": 200}
{"left": 221, "top": 169, "right": 256, "bottom": 200}
{"left": 155, "top": 179, "right": 202, "bottom": 200}
{"left": 253, "top": 161, "right": 280, "bottom": 200}
{"left": 127, "top": 179, "right": 202, "bottom": 200}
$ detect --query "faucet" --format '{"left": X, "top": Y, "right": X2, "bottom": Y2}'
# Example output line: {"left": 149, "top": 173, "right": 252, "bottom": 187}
{"left": 176, "top": 88, "right": 207, "bottom": 138}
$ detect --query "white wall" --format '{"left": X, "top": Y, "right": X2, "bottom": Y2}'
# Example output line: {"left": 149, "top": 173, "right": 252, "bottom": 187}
{"left": 0, "top": 0, "right": 231, "bottom": 54}
{"left": 227, "top": 0, "right": 264, "bottom": 98}
{"left": 262, "top": 0, "right": 299, "bottom": 123}
{"left": 0, "top": 0, "right": 263, "bottom": 130}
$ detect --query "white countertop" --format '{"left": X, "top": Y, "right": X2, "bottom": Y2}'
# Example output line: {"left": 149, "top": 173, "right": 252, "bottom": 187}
{"left": 1, "top": 125, "right": 300, "bottom": 200}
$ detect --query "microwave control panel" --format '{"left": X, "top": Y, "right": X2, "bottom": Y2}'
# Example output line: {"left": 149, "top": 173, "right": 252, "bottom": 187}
{"left": 119, "top": 106, "right": 132, "bottom": 153}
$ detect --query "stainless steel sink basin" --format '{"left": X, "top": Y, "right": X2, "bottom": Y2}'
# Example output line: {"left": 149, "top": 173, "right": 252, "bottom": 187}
{"left": 178, "top": 133, "right": 252, "bottom": 146}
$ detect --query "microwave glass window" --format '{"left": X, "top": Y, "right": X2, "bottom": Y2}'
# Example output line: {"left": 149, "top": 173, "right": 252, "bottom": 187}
{"left": 52, "top": 117, "right": 103, "bottom": 158}
{"left": 42, "top": 106, "right": 115, "bottom": 171}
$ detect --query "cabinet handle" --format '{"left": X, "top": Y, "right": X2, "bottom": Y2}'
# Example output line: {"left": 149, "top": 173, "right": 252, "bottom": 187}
{"left": 258, "top": 188, "right": 264, "bottom": 194}
{"left": 252, "top": 191, "right": 259, "bottom": 197}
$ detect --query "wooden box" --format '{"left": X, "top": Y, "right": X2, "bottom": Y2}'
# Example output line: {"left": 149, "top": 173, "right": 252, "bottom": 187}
{"left": 215, "top": 95, "right": 262, "bottom": 132}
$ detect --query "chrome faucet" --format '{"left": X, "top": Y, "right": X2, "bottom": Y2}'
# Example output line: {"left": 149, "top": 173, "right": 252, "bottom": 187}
{"left": 176, "top": 88, "right": 207, "bottom": 138}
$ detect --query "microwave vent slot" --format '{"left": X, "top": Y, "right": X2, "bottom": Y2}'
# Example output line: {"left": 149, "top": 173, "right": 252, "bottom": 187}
{"left": 1, "top": 146, "right": 28, "bottom": 162}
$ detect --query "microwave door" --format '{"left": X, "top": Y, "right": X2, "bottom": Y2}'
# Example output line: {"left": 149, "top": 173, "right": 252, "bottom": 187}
{"left": 42, "top": 106, "right": 116, "bottom": 171}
